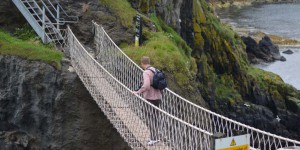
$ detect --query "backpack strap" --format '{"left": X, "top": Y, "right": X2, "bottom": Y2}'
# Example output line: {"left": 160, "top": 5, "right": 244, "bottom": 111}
{"left": 146, "top": 68, "right": 156, "bottom": 86}
{"left": 146, "top": 66, "right": 156, "bottom": 74}
{"left": 146, "top": 68, "right": 155, "bottom": 74}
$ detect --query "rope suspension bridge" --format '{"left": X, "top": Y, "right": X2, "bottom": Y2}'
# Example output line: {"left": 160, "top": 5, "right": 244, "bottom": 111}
{"left": 65, "top": 22, "right": 300, "bottom": 150}
{"left": 12, "top": 0, "right": 300, "bottom": 149}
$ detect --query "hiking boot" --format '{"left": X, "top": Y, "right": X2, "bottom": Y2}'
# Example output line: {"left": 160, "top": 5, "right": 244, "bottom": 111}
{"left": 147, "top": 140, "right": 160, "bottom": 145}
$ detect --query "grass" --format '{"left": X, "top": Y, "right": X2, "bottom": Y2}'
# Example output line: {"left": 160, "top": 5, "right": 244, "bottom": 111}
{"left": 215, "top": 82, "right": 242, "bottom": 104}
{"left": 151, "top": 15, "right": 192, "bottom": 57}
{"left": 123, "top": 30, "right": 197, "bottom": 88}
{"left": 14, "top": 24, "right": 38, "bottom": 40}
{"left": 213, "top": 73, "right": 242, "bottom": 104}
{"left": 196, "top": 0, "right": 242, "bottom": 47}
{"left": 122, "top": 15, "right": 197, "bottom": 89}
{"left": 100, "top": 0, "right": 137, "bottom": 28}
{"left": 247, "top": 66, "right": 284, "bottom": 89}
{"left": 0, "top": 30, "right": 63, "bottom": 69}
{"left": 208, "top": 13, "right": 240, "bottom": 46}
{"left": 96, "top": 1, "right": 198, "bottom": 90}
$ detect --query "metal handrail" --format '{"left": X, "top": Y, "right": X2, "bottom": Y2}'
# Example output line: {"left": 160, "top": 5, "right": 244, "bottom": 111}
{"left": 37, "top": 0, "right": 65, "bottom": 25}
{"left": 35, "top": 0, "right": 78, "bottom": 25}
{"left": 42, "top": 0, "right": 78, "bottom": 23}
{"left": 49, "top": 0, "right": 78, "bottom": 22}
{"left": 21, "top": 0, "right": 52, "bottom": 42}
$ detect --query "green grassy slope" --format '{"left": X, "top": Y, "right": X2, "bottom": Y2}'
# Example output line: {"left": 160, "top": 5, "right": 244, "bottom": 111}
{"left": 0, "top": 30, "right": 63, "bottom": 69}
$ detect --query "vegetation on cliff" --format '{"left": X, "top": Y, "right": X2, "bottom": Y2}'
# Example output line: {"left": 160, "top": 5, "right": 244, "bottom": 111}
{"left": 123, "top": 15, "right": 197, "bottom": 89}
{"left": 187, "top": 0, "right": 300, "bottom": 138}
{"left": 0, "top": 28, "right": 63, "bottom": 69}
{"left": 99, "top": 0, "right": 300, "bottom": 116}
{"left": 189, "top": 0, "right": 300, "bottom": 114}
{"left": 100, "top": 0, "right": 136, "bottom": 28}
{"left": 100, "top": 0, "right": 198, "bottom": 92}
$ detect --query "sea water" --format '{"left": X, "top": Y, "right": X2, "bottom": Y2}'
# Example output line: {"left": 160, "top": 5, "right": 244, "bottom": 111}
{"left": 217, "top": 3, "right": 300, "bottom": 89}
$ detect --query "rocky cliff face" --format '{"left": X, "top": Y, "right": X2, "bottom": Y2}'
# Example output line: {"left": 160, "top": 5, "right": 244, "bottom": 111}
{"left": 0, "top": 55, "right": 129, "bottom": 149}
{"left": 60, "top": 0, "right": 134, "bottom": 46}
{"left": 155, "top": 0, "right": 183, "bottom": 33}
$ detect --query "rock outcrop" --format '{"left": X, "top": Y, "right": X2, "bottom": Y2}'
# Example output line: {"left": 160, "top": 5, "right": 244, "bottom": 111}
{"left": 60, "top": 0, "right": 134, "bottom": 46}
{"left": 156, "top": 0, "right": 183, "bottom": 33}
{"left": 259, "top": 36, "right": 286, "bottom": 61}
{"left": 283, "top": 49, "right": 294, "bottom": 54}
{"left": 0, "top": 55, "right": 129, "bottom": 149}
{"left": 242, "top": 36, "right": 286, "bottom": 63}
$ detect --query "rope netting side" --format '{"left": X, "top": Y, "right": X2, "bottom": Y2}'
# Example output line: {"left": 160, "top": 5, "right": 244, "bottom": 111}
{"left": 92, "top": 22, "right": 300, "bottom": 149}
{"left": 67, "top": 26, "right": 212, "bottom": 150}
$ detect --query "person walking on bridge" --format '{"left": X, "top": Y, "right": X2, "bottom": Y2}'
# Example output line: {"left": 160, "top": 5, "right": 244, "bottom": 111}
{"left": 132, "top": 56, "right": 162, "bottom": 145}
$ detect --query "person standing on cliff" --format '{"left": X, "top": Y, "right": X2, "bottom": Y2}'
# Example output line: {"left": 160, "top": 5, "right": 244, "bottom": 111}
{"left": 132, "top": 56, "right": 162, "bottom": 145}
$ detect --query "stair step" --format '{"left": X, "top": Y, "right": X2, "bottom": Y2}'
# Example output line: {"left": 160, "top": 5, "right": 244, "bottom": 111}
{"left": 14, "top": 0, "right": 74, "bottom": 44}
{"left": 37, "top": 20, "right": 51, "bottom": 23}
{"left": 27, "top": 6, "right": 39, "bottom": 9}
{"left": 52, "top": 39, "right": 63, "bottom": 41}
{"left": 21, "top": 0, "right": 34, "bottom": 2}
{"left": 45, "top": 23, "right": 58, "bottom": 26}
{"left": 22, "top": 1, "right": 35, "bottom": 4}
{"left": 32, "top": 12, "right": 42, "bottom": 15}
{"left": 47, "top": 32, "right": 59, "bottom": 35}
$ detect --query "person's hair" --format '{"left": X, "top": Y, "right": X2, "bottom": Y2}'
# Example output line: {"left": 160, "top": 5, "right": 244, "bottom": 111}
{"left": 141, "top": 56, "right": 150, "bottom": 65}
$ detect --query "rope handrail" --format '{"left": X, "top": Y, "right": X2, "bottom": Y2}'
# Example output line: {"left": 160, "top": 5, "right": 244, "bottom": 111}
{"left": 68, "top": 25, "right": 212, "bottom": 136}
{"left": 92, "top": 21, "right": 300, "bottom": 149}
{"left": 67, "top": 26, "right": 213, "bottom": 149}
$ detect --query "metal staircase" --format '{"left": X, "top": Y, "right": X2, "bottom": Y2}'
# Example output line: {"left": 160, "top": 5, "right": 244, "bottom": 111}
{"left": 12, "top": 0, "right": 78, "bottom": 44}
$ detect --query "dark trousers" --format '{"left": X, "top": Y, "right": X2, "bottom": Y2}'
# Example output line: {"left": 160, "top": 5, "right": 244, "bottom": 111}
{"left": 146, "top": 99, "right": 161, "bottom": 140}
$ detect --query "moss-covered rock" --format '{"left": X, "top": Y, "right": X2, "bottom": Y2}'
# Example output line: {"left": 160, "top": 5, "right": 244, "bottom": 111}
{"left": 193, "top": 0, "right": 207, "bottom": 24}
{"left": 286, "top": 97, "right": 300, "bottom": 114}
{"left": 139, "top": 0, "right": 150, "bottom": 14}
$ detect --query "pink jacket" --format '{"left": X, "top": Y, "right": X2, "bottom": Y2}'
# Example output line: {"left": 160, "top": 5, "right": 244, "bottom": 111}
{"left": 136, "top": 67, "right": 162, "bottom": 100}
